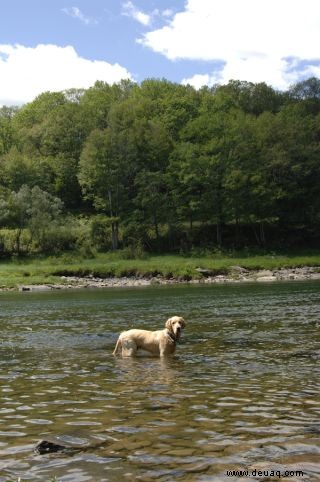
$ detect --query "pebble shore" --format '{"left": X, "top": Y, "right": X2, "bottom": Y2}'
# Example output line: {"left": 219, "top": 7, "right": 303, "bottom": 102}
{"left": 17, "top": 266, "right": 320, "bottom": 291}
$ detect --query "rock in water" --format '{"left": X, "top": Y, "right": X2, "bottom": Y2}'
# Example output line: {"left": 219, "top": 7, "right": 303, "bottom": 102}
{"left": 34, "top": 440, "right": 67, "bottom": 454}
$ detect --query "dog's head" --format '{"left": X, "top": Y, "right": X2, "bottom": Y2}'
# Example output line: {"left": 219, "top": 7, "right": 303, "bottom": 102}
{"left": 165, "top": 316, "right": 186, "bottom": 341}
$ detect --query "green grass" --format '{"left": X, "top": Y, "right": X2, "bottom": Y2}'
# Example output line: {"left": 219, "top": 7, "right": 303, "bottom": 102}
{"left": 1, "top": 250, "right": 320, "bottom": 289}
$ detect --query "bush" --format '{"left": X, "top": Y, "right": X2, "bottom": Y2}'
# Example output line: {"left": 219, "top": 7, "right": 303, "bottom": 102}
{"left": 122, "top": 221, "right": 148, "bottom": 248}
{"left": 119, "top": 243, "right": 148, "bottom": 260}
{"left": 0, "top": 228, "right": 32, "bottom": 256}
{"left": 72, "top": 217, "right": 96, "bottom": 258}
{"left": 36, "top": 224, "right": 77, "bottom": 254}
{"left": 90, "top": 215, "right": 113, "bottom": 250}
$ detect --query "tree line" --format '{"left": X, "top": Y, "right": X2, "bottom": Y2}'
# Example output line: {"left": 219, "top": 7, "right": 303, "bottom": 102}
{"left": 0, "top": 77, "right": 320, "bottom": 256}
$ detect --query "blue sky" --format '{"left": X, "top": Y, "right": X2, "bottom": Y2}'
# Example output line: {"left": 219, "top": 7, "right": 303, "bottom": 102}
{"left": 1, "top": 0, "right": 320, "bottom": 105}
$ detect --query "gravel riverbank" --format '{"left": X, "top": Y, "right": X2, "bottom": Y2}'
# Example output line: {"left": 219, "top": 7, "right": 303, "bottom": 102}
{"left": 16, "top": 266, "right": 320, "bottom": 291}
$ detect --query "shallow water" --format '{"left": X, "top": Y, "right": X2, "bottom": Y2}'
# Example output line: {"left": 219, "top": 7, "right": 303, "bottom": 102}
{"left": 0, "top": 281, "right": 320, "bottom": 481}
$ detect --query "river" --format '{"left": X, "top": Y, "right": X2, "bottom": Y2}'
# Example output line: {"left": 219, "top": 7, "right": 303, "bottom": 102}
{"left": 0, "top": 281, "right": 319, "bottom": 481}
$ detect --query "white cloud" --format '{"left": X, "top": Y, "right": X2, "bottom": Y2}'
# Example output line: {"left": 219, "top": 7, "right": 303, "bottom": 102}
{"left": 122, "top": 1, "right": 151, "bottom": 26}
{"left": 182, "top": 73, "right": 213, "bottom": 89}
{"left": 162, "top": 9, "right": 174, "bottom": 18}
{"left": 140, "top": 0, "right": 320, "bottom": 89}
{"left": 121, "top": 2, "right": 173, "bottom": 27}
{"left": 0, "top": 44, "right": 132, "bottom": 106}
{"left": 62, "top": 6, "right": 97, "bottom": 25}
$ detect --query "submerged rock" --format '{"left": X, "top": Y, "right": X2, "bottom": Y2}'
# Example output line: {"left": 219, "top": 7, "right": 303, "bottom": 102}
{"left": 19, "top": 285, "right": 53, "bottom": 292}
{"left": 35, "top": 440, "right": 69, "bottom": 454}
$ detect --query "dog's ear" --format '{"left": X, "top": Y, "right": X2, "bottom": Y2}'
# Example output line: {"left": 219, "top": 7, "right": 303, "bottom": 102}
{"left": 165, "top": 317, "right": 174, "bottom": 331}
{"left": 179, "top": 317, "right": 186, "bottom": 329}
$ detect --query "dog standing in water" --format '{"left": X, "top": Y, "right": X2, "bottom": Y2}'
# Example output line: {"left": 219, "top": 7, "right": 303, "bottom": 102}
{"left": 113, "top": 316, "right": 186, "bottom": 357}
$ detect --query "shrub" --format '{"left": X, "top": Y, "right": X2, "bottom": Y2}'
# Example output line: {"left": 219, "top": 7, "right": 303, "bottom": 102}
{"left": 90, "top": 215, "right": 113, "bottom": 250}
{"left": 36, "top": 224, "right": 77, "bottom": 254}
{"left": 0, "top": 228, "right": 32, "bottom": 256}
{"left": 119, "top": 243, "right": 148, "bottom": 260}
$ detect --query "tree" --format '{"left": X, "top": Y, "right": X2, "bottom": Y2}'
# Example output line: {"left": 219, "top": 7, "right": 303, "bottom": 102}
{"left": 27, "top": 186, "right": 64, "bottom": 247}
{"left": 80, "top": 80, "right": 137, "bottom": 130}
{"left": 78, "top": 128, "right": 126, "bottom": 249}
{"left": 215, "top": 80, "right": 282, "bottom": 115}
{"left": 0, "top": 106, "right": 18, "bottom": 155}
{"left": 0, "top": 185, "right": 63, "bottom": 254}
{"left": 38, "top": 102, "right": 91, "bottom": 159}
{"left": 131, "top": 118, "right": 173, "bottom": 242}
{"left": 176, "top": 100, "right": 241, "bottom": 246}
{"left": 0, "top": 148, "right": 35, "bottom": 191}
{"left": 256, "top": 105, "right": 320, "bottom": 232}
{"left": 138, "top": 79, "right": 200, "bottom": 140}
{"left": 288, "top": 77, "right": 320, "bottom": 114}
{"left": 79, "top": 95, "right": 173, "bottom": 249}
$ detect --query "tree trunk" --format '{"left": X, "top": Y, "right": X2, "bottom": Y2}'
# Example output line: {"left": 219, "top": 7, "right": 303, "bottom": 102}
{"left": 252, "top": 223, "right": 260, "bottom": 246}
{"left": 260, "top": 222, "right": 266, "bottom": 246}
{"left": 235, "top": 215, "right": 240, "bottom": 248}
{"left": 153, "top": 213, "right": 159, "bottom": 241}
{"left": 251, "top": 222, "right": 266, "bottom": 246}
{"left": 15, "top": 228, "right": 22, "bottom": 255}
{"left": 111, "top": 221, "right": 119, "bottom": 250}
{"left": 108, "top": 189, "right": 119, "bottom": 250}
{"left": 216, "top": 221, "right": 222, "bottom": 247}
{"left": 189, "top": 214, "right": 193, "bottom": 233}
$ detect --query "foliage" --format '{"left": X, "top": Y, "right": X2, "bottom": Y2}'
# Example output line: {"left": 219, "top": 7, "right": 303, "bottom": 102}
{"left": 0, "top": 185, "right": 64, "bottom": 254}
{"left": 0, "top": 77, "right": 320, "bottom": 256}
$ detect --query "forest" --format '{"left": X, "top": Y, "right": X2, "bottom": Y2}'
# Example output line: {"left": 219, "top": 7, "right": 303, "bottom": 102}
{"left": 0, "top": 77, "right": 320, "bottom": 257}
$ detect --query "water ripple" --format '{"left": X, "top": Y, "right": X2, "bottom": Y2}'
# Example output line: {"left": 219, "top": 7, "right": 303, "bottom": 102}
{"left": 0, "top": 282, "right": 319, "bottom": 481}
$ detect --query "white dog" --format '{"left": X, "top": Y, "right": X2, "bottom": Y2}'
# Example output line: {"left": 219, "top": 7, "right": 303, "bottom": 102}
{"left": 113, "top": 316, "right": 186, "bottom": 357}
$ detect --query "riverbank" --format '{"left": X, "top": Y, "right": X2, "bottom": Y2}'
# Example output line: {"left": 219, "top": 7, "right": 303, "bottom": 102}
{"left": 1, "top": 253, "right": 320, "bottom": 291}
{"left": 14, "top": 266, "right": 320, "bottom": 291}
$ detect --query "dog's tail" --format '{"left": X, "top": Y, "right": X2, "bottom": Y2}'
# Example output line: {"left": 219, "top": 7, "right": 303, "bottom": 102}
{"left": 112, "top": 336, "right": 122, "bottom": 356}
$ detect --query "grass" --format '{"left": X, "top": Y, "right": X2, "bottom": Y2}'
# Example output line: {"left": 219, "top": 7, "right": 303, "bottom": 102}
{"left": 1, "top": 250, "right": 320, "bottom": 290}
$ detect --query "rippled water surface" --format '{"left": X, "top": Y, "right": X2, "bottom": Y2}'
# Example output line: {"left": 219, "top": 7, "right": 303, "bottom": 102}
{"left": 0, "top": 282, "right": 320, "bottom": 481}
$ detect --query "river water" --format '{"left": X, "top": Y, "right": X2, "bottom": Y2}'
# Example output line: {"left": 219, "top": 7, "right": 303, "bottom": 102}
{"left": 0, "top": 282, "right": 319, "bottom": 481}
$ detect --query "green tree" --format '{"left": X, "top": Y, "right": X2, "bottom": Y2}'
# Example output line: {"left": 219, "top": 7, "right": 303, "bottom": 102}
{"left": 78, "top": 128, "right": 126, "bottom": 249}
{"left": 175, "top": 100, "right": 241, "bottom": 246}
{"left": 0, "top": 185, "right": 63, "bottom": 254}
{"left": 0, "top": 147, "right": 35, "bottom": 190}
{"left": 0, "top": 106, "right": 18, "bottom": 155}
{"left": 215, "top": 80, "right": 282, "bottom": 115}
{"left": 137, "top": 79, "right": 200, "bottom": 139}
{"left": 288, "top": 78, "right": 320, "bottom": 114}
{"left": 256, "top": 104, "right": 320, "bottom": 232}
{"left": 80, "top": 80, "right": 137, "bottom": 130}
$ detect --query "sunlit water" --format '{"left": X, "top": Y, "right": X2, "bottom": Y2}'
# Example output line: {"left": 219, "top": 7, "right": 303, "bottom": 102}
{"left": 0, "top": 282, "right": 319, "bottom": 481}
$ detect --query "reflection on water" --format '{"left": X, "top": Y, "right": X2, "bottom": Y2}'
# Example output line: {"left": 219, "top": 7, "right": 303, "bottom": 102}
{"left": 0, "top": 282, "right": 320, "bottom": 481}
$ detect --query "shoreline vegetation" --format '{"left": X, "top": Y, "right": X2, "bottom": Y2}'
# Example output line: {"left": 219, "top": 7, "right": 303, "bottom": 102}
{"left": 1, "top": 252, "right": 320, "bottom": 291}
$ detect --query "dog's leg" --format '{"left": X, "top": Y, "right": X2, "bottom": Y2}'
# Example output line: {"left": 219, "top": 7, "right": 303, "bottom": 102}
{"left": 121, "top": 338, "right": 138, "bottom": 356}
{"left": 159, "top": 341, "right": 165, "bottom": 357}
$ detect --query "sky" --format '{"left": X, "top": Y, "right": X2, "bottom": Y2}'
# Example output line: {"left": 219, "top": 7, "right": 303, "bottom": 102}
{"left": 1, "top": 0, "right": 320, "bottom": 106}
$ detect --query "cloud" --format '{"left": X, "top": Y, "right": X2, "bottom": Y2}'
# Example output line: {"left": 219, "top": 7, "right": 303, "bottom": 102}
{"left": 182, "top": 73, "right": 214, "bottom": 90}
{"left": 62, "top": 6, "right": 97, "bottom": 25}
{"left": 121, "top": 2, "right": 173, "bottom": 27}
{"left": 122, "top": 1, "right": 151, "bottom": 26}
{"left": 162, "top": 9, "right": 174, "bottom": 18}
{"left": 139, "top": 0, "right": 320, "bottom": 89}
{"left": 0, "top": 44, "right": 132, "bottom": 106}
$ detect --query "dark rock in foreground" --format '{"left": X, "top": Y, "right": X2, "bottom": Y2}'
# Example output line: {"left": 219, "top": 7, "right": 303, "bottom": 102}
{"left": 35, "top": 440, "right": 69, "bottom": 454}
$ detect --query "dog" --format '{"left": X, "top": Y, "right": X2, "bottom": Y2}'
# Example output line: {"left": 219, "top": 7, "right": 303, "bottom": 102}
{"left": 113, "top": 316, "right": 186, "bottom": 357}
